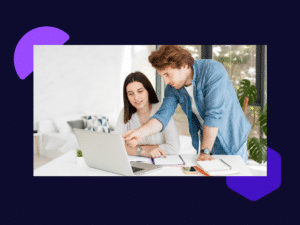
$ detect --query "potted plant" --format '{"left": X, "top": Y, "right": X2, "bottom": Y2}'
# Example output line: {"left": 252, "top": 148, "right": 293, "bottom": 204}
{"left": 237, "top": 79, "right": 267, "bottom": 164}
{"left": 76, "top": 149, "right": 85, "bottom": 165}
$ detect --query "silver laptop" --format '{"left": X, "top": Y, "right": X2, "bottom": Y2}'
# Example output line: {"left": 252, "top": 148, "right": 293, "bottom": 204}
{"left": 73, "top": 128, "right": 162, "bottom": 176}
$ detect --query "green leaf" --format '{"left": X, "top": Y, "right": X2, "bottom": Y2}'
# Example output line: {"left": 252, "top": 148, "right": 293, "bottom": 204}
{"left": 237, "top": 79, "right": 257, "bottom": 108}
{"left": 77, "top": 149, "right": 83, "bottom": 157}
{"left": 248, "top": 137, "right": 267, "bottom": 164}
{"left": 259, "top": 104, "right": 267, "bottom": 136}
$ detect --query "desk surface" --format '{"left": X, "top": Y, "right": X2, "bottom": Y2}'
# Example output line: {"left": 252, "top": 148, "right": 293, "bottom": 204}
{"left": 34, "top": 150, "right": 253, "bottom": 176}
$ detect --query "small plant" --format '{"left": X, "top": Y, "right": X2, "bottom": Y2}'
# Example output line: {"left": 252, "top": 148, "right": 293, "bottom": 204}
{"left": 76, "top": 149, "right": 83, "bottom": 157}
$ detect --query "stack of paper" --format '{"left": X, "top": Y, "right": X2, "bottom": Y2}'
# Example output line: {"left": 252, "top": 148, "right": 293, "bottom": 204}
{"left": 196, "top": 159, "right": 239, "bottom": 176}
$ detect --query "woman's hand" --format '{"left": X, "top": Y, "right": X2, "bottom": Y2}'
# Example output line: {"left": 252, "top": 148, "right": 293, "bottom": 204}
{"left": 196, "top": 153, "right": 215, "bottom": 161}
{"left": 142, "top": 148, "right": 166, "bottom": 159}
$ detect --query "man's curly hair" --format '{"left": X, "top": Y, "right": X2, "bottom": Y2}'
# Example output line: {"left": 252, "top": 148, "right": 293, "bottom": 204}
{"left": 148, "top": 45, "right": 194, "bottom": 70}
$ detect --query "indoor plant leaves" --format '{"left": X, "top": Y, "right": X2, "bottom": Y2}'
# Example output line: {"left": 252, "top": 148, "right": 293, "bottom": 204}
{"left": 248, "top": 137, "right": 267, "bottom": 164}
{"left": 237, "top": 79, "right": 257, "bottom": 108}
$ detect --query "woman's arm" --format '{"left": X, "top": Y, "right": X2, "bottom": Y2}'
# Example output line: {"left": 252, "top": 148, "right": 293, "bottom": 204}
{"left": 159, "top": 117, "right": 180, "bottom": 154}
{"left": 125, "top": 144, "right": 166, "bottom": 158}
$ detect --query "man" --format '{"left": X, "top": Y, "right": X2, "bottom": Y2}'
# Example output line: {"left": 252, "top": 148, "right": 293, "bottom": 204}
{"left": 122, "top": 45, "right": 250, "bottom": 163}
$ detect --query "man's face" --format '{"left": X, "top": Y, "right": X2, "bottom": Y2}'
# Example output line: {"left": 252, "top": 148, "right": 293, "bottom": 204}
{"left": 157, "top": 65, "right": 190, "bottom": 89}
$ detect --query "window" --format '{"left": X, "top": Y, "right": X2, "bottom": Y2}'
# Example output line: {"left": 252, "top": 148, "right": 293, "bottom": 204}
{"left": 213, "top": 45, "right": 256, "bottom": 90}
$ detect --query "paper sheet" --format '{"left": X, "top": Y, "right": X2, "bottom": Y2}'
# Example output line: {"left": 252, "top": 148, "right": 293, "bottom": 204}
{"left": 153, "top": 155, "right": 184, "bottom": 166}
{"left": 197, "top": 159, "right": 231, "bottom": 172}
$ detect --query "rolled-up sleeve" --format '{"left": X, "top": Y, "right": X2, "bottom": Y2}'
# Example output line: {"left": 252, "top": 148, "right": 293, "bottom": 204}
{"left": 202, "top": 61, "right": 227, "bottom": 128}
{"left": 158, "top": 116, "right": 180, "bottom": 154}
{"left": 150, "top": 85, "right": 179, "bottom": 132}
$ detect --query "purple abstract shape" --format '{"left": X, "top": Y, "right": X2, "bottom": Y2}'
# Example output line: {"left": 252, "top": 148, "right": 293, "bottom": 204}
{"left": 226, "top": 147, "right": 281, "bottom": 201}
{"left": 14, "top": 26, "right": 69, "bottom": 80}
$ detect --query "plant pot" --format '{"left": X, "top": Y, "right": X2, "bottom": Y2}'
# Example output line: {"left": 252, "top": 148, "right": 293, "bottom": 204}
{"left": 76, "top": 157, "right": 85, "bottom": 165}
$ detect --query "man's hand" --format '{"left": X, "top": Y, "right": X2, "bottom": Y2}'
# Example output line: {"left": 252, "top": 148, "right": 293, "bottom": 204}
{"left": 122, "top": 130, "right": 143, "bottom": 148}
{"left": 197, "top": 153, "right": 215, "bottom": 161}
{"left": 142, "top": 148, "right": 166, "bottom": 159}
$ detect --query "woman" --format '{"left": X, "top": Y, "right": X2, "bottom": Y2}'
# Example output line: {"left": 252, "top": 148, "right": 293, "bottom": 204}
{"left": 113, "top": 71, "right": 180, "bottom": 158}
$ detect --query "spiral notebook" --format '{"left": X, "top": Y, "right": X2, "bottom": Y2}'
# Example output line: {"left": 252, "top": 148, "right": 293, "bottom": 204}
{"left": 196, "top": 159, "right": 239, "bottom": 176}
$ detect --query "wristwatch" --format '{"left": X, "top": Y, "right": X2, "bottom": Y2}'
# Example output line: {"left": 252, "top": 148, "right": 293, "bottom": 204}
{"left": 200, "top": 148, "right": 213, "bottom": 155}
{"left": 137, "top": 147, "right": 142, "bottom": 157}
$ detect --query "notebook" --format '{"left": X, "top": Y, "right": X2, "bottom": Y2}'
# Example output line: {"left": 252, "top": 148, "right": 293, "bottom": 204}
{"left": 152, "top": 155, "right": 185, "bottom": 166}
{"left": 196, "top": 159, "right": 239, "bottom": 176}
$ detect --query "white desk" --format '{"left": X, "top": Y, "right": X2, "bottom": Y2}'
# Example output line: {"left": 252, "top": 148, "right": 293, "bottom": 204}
{"left": 34, "top": 150, "right": 253, "bottom": 176}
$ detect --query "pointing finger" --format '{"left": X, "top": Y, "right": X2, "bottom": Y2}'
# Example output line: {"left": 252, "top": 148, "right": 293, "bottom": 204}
{"left": 122, "top": 130, "right": 132, "bottom": 139}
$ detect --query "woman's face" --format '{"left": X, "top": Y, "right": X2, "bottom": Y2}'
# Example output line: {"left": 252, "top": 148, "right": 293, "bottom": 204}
{"left": 126, "top": 81, "right": 149, "bottom": 110}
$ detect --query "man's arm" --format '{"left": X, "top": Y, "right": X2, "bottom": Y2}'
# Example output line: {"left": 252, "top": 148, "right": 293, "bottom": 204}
{"left": 197, "top": 61, "right": 227, "bottom": 161}
{"left": 201, "top": 125, "right": 219, "bottom": 150}
{"left": 122, "top": 118, "right": 163, "bottom": 147}
{"left": 197, "top": 125, "right": 218, "bottom": 161}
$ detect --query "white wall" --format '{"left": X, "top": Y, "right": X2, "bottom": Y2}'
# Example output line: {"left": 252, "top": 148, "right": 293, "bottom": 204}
{"left": 34, "top": 45, "right": 156, "bottom": 128}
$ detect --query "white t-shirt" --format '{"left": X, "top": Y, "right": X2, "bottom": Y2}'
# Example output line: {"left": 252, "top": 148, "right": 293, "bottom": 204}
{"left": 113, "top": 102, "right": 180, "bottom": 154}
{"left": 184, "top": 84, "right": 204, "bottom": 127}
{"left": 184, "top": 84, "right": 204, "bottom": 156}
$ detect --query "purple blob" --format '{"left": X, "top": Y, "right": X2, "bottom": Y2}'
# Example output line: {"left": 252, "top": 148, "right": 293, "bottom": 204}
{"left": 14, "top": 26, "right": 69, "bottom": 80}
{"left": 226, "top": 147, "right": 281, "bottom": 201}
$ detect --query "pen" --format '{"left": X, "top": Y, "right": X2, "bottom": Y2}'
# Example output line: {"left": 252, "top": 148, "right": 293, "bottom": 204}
{"left": 220, "top": 159, "right": 232, "bottom": 170}
{"left": 178, "top": 155, "right": 185, "bottom": 165}
{"left": 151, "top": 158, "right": 155, "bottom": 165}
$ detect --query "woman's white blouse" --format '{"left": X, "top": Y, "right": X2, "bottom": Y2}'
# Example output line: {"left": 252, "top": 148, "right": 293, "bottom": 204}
{"left": 113, "top": 102, "right": 180, "bottom": 154}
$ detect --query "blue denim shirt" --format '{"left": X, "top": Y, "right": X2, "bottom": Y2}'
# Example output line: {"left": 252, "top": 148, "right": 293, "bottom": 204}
{"left": 151, "top": 59, "right": 251, "bottom": 155}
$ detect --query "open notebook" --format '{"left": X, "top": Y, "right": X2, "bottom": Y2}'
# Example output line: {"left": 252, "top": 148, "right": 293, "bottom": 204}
{"left": 152, "top": 155, "right": 185, "bottom": 166}
{"left": 196, "top": 159, "right": 239, "bottom": 176}
{"left": 128, "top": 155, "right": 185, "bottom": 166}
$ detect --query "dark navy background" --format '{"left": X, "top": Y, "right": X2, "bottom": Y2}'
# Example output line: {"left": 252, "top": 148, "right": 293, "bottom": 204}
{"left": 2, "top": 3, "right": 297, "bottom": 224}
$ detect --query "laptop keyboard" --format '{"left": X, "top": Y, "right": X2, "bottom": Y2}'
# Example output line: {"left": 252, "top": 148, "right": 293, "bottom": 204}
{"left": 131, "top": 166, "right": 144, "bottom": 173}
